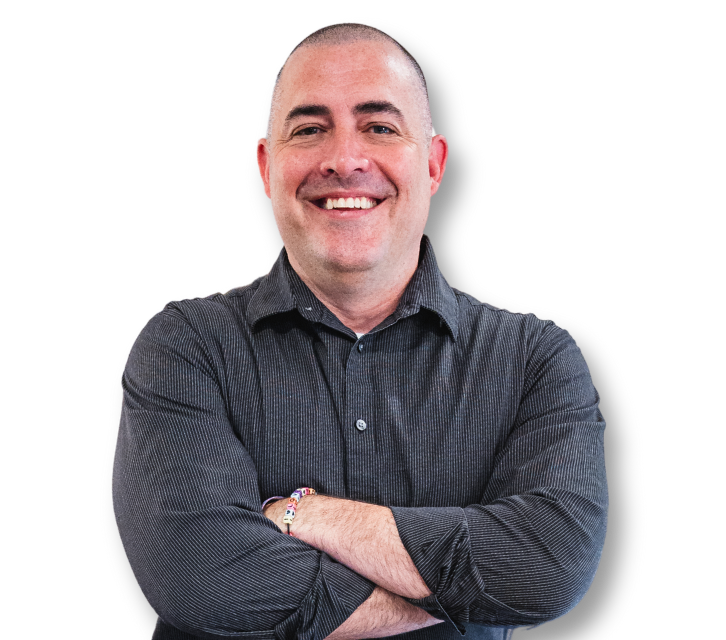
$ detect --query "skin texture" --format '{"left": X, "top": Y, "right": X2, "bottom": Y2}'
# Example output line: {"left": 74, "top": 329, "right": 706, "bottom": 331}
{"left": 257, "top": 39, "right": 447, "bottom": 334}
{"left": 264, "top": 495, "right": 431, "bottom": 599}
{"left": 264, "top": 496, "right": 443, "bottom": 639}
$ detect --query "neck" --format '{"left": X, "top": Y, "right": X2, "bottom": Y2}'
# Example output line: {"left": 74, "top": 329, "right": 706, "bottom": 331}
{"left": 287, "top": 248, "right": 420, "bottom": 335}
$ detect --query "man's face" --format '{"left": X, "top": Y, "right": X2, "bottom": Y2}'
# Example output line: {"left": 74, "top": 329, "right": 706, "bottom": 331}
{"left": 258, "top": 40, "right": 447, "bottom": 277}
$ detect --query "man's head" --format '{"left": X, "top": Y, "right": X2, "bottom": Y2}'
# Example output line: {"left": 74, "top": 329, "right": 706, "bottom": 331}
{"left": 267, "top": 24, "right": 433, "bottom": 140}
{"left": 257, "top": 24, "right": 447, "bottom": 282}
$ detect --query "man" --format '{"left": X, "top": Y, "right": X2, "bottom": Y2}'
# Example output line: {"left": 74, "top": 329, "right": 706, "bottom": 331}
{"left": 114, "top": 24, "right": 607, "bottom": 640}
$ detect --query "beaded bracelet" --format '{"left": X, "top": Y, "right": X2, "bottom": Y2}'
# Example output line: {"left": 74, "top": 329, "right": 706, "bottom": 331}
{"left": 261, "top": 489, "right": 317, "bottom": 534}
{"left": 282, "top": 487, "right": 316, "bottom": 534}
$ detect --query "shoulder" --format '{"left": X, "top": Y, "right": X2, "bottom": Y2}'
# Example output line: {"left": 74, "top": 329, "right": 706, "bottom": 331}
{"left": 156, "top": 278, "right": 262, "bottom": 329}
{"left": 132, "top": 278, "right": 266, "bottom": 359}
{"left": 450, "top": 289, "right": 591, "bottom": 384}
{"left": 452, "top": 288, "right": 569, "bottom": 355}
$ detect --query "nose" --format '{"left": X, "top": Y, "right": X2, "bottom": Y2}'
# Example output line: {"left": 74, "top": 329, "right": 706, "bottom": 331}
{"left": 319, "top": 130, "right": 370, "bottom": 177}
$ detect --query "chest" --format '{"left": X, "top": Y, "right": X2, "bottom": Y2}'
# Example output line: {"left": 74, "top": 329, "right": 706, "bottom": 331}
{"left": 227, "top": 316, "right": 526, "bottom": 508}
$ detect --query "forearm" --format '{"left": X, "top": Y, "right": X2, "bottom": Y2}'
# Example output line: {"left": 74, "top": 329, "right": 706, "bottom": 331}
{"left": 327, "top": 586, "right": 442, "bottom": 640}
{"left": 265, "top": 495, "right": 431, "bottom": 599}
{"left": 302, "top": 497, "right": 431, "bottom": 599}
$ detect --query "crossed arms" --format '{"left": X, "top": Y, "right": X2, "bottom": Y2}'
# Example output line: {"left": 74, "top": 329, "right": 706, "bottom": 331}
{"left": 113, "top": 305, "right": 607, "bottom": 639}
{"left": 262, "top": 495, "right": 441, "bottom": 638}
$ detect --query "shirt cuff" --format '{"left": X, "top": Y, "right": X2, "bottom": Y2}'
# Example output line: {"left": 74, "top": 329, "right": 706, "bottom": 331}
{"left": 274, "top": 553, "right": 376, "bottom": 640}
{"left": 390, "top": 506, "right": 486, "bottom": 631}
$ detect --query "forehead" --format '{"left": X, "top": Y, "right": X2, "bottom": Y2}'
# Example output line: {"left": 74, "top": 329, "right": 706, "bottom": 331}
{"left": 274, "top": 41, "right": 421, "bottom": 122}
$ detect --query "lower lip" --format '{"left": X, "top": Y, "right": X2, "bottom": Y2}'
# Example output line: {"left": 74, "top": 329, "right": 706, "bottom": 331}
{"left": 309, "top": 200, "right": 384, "bottom": 220}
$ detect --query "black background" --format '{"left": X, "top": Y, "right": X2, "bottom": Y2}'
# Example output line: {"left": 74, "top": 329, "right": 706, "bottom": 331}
{"left": 108, "top": 14, "right": 639, "bottom": 640}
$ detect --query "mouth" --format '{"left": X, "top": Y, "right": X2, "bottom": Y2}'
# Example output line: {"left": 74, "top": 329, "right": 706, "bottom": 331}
{"left": 310, "top": 196, "right": 382, "bottom": 211}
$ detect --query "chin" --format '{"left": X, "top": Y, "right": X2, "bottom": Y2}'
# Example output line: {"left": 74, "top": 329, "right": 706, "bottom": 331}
{"left": 314, "top": 240, "right": 386, "bottom": 274}
{"left": 320, "top": 251, "right": 379, "bottom": 274}
{"left": 283, "top": 221, "right": 402, "bottom": 277}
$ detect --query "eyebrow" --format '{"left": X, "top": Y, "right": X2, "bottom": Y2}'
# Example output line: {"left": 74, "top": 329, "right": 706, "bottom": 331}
{"left": 283, "top": 101, "right": 405, "bottom": 126}
{"left": 353, "top": 101, "right": 405, "bottom": 120}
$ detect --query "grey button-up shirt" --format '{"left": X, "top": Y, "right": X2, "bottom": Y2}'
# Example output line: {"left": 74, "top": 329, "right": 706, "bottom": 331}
{"left": 113, "top": 236, "right": 607, "bottom": 640}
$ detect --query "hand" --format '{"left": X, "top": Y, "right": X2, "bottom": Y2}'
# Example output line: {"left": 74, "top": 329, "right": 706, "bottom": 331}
{"left": 262, "top": 497, "right": 289, "bottom": 533}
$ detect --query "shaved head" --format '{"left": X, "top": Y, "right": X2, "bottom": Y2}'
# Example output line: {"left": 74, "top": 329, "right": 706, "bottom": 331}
{"left": 268, "top": 23, "right": 432, "bottom": 139}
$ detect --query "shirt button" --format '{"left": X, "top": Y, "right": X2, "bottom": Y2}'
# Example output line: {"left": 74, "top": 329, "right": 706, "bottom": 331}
{"left": 357, "top": 342, "right": 364, "bottom": 352}
{"left": 355, "top": 419, "right": 367, "bottom": 431}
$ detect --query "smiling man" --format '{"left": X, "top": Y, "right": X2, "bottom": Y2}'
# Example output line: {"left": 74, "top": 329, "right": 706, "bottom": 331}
{"left": 114, "top": 24, "right": 607, "bottom": 640}
{"left": 257, "top": 31, "right": 444, "bottom": 335}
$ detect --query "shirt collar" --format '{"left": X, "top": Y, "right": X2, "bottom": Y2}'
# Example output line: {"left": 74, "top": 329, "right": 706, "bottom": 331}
{"left": 247, "top": 235, "right": 459, "bottom": 341}
{"left": 397, "top": 235, "right": 459, "bottom": 340}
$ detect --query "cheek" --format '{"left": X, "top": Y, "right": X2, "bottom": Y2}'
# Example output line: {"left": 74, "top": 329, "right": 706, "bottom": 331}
{"left": 380, "top": 149, "right": 429, "bottom": 193}
{"left": 270, "top": 155, "right": 309, "bottom": 199}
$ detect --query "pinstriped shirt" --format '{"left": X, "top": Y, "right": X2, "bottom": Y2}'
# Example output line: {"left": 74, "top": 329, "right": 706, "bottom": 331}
{"left": 113, "top": 236, "right": 607, "bottom": 640}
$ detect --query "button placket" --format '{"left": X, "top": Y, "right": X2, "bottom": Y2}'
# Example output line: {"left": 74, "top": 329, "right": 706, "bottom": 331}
{"left": 343, "top": 338, "right": 376, "bottom": 501}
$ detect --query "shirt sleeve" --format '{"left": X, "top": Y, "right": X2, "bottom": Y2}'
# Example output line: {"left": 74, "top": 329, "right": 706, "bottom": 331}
{"left": 113, "top": 306, "right": 375, "bottom": 640}
{"left": 390, "top": 322, "right": 607, "bottom": 629}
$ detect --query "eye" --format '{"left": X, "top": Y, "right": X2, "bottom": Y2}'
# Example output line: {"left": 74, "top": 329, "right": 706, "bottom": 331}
{"left": 294, "top": 126, "right": 322, "bottom": 136}
{"left": 369, "top": 125, "right": 393, "bottom": 134}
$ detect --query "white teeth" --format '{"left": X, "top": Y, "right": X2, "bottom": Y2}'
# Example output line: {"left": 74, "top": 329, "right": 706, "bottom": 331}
{"left": 323, "top": 197, "right": 378, "bottom": 209}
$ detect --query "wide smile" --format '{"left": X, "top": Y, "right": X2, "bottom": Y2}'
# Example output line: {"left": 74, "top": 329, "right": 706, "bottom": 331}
{"left": 308, "top": 197, "right": 388, "bottom": 219}
{"left": 310, "top": 196, "right": 383, "bottom": 211}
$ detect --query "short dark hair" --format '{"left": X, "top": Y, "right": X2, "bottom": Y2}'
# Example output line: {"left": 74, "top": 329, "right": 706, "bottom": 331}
{"left": 268, "top": 23, "right": 431, "bottom": 138}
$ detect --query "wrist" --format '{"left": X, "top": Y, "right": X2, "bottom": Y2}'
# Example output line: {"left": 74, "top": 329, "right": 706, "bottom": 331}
{"left": 288, "top": 493, "right": 322, "bottom": 540}
{"left": 262, "top": 489, "right": 320, "bottom": 536}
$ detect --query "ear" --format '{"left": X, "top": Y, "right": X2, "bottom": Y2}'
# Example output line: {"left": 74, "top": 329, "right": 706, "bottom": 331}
{"left": 257, "top": 138, "right": 272, "bottom": 199}
{"left": 428, "top": 134, "right": 448, "bottom": 196}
